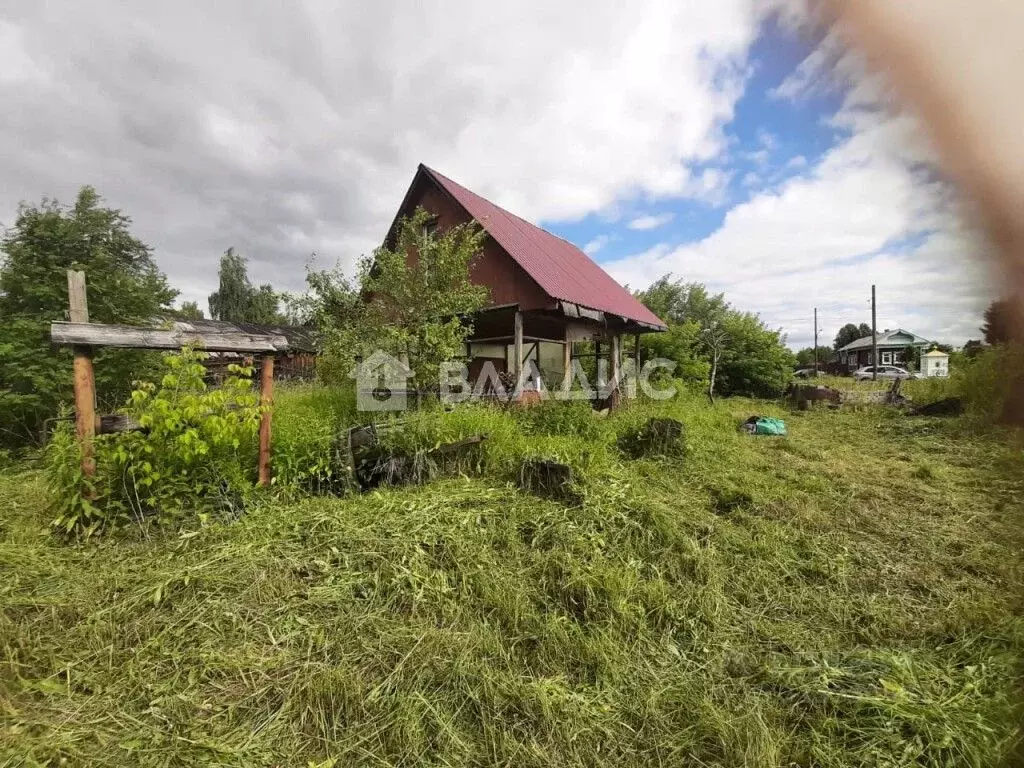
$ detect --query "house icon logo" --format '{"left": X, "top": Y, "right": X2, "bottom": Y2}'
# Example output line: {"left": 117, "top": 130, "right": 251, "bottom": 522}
{"left": 350, "top": 351, "right": 414, "bottom": 412}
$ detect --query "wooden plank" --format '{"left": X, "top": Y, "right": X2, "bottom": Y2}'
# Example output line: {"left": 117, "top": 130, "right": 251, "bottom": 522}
{"left": 67, "top": 270, "right": 89, "bottom": 323}
{"left": 51, "top": 321, "right": 287, "bottom": 352}
{"left": 257, "top": 355, "right": 274, "bottom": 487}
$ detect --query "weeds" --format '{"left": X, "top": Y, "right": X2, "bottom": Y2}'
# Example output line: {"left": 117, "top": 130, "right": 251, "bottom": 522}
{"left": 3, "top": 389, "right": 1023, "bottom": 765}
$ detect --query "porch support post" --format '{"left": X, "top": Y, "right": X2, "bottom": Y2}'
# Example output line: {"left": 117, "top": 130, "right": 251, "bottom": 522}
{"left": 562, "top": 327, "right": 572, "bottom": 393}
{"left": 633, "top": 333, "right": 641, "bottom": 389}
{"left": 610, "top": 334, "right": 622, "bottom": 392}
{"left": 513, "top": 309, "right": 523, "bottom": 392}
{"left": 594, "top": 339, "right": 603, "bottom": 391}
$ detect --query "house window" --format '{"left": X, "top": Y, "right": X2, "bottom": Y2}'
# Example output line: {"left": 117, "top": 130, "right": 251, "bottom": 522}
{"left": 881, "top": 351, "right": 892, "bottom": 364}
{"left": 421, "top": 216, "right": 439, "bottom": 239}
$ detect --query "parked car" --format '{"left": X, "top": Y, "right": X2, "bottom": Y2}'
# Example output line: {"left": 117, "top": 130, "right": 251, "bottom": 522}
{"left": 793, "top": 368, "right": 822, "bottom": 379}
{"left": 852, "top": 365, "right": 917, "bottom": 381}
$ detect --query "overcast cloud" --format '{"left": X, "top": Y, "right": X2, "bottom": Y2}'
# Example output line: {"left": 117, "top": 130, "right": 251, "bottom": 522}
{"left": 0, "top": 0, "right": 765, "bottom": 307}
{"left": 0, "top": 0, "right": 996, "bottom": 346}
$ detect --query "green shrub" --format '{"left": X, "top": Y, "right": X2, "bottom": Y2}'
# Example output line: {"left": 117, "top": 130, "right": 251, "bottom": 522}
{"left": 48, "top": 349, "right": 261, "bottom": 535}
{"left": 272, "top": 384, "right": 358, "bottom": 495}
{"left": 510, "top": 399, "right": 602, "bottom": 440}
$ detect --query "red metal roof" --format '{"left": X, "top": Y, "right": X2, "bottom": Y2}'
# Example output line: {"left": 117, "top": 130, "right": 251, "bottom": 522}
{"left": 421, "top": 165, "right": 666, "bottom": 329}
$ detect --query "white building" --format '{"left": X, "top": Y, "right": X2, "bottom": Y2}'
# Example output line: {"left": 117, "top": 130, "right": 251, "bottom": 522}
{"left": 921, "top": 349, "right": 950, "bottom": 378}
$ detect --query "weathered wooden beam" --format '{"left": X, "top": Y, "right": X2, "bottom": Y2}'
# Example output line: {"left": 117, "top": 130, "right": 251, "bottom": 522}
{"left": 257, "top": 355, "right": 274, "bottom": 487}
{"left": 51, "top": 321, "right": 287, "bottom": 353}
{"left": 67, "top": 271, "right": 96, "bottom": 478}
{"left": 562, "top": 332, "right": 572, "bottom": 393}
{"left": 96, "top": 414, "right": 145, "bottom": 435}
{"left": 513, "top": 310, "right": 523, "bottom": 391}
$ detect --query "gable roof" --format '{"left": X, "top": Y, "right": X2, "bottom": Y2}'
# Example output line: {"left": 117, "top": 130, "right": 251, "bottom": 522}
{"left": 837, "top": 328, "right": 932, "bottom": 352}
{"left": 402, "top": 165, "right": 665, "bottom": 329}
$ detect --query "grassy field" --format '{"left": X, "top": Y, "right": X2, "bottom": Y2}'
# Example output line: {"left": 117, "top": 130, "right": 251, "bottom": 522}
{"left": 2, "top": 389, "right": 1023, "bottom": 766}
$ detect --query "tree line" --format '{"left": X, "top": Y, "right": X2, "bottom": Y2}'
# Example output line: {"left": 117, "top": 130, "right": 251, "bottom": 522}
{"left": 0, "top": 188, "right": 300, "bottom": 445}
{"left": 4, "top": 184, "right": 1015, "bottom": 447}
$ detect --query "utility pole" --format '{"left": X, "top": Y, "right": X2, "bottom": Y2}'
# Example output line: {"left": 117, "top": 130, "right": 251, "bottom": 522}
{"left": 871, "top": 284, "right": 878, "bottom": 381}
{"left": 813, "top": 307, "right": 819, "bottom": 374}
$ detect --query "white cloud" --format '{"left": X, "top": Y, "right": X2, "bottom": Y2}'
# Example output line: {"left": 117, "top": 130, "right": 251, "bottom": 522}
{"left": 628, "top": 213, "right": 675, "bottom": 231}
{"left": 0, "top": 0, "right": 768, "bottom": 306}
{"left": 583, "top": 235, "right": 611, "bottom": 255}
{"left": 786, "top": 154, "right": 807, "bottom": 168}
{"left": 606, "top": 108, "right": 994, "bottom": 347}
{"left": 741, "top": 171, "right": 762, "bottom": 187}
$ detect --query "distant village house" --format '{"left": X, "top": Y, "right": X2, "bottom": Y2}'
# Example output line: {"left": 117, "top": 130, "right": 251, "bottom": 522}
{"left": 835, "top": 328, "right": 933, "bottom": 371}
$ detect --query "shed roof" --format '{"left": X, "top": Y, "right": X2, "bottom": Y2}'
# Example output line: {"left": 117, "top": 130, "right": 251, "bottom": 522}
{"left": 837, "top": 328, "right": 932, "bottom": 352}
{"left": 410, "top": 165, "right": 665, "bottom": 329}
{"left": 923, "top": 349, "right": 949, "bottom": 357}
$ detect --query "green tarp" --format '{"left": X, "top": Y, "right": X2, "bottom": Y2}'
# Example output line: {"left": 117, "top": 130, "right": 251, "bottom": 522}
{"left": 742, "top": 416, "right": 787, "bottom": 436}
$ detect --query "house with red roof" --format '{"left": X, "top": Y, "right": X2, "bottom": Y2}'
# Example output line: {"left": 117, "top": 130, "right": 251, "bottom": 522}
{"left": 384, "top": 164, "right": 666, "bottom": 390}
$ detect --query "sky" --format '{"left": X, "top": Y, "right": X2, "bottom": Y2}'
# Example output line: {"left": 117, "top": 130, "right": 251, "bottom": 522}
{"left": 0, "top": 1, "right": 997, "bottom": 349}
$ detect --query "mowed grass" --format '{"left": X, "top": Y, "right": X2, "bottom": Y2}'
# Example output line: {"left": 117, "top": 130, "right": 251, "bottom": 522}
{"left": 2, "top": 390, "right": 1023, "bottom": 766}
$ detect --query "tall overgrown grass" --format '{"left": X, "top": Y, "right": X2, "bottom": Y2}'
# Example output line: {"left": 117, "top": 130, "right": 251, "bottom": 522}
{"left": 5, "top": 382, "right": 1023, "bottom": 765}
{"left": 816, "top": 344, "right": 1024, "bottom": 425}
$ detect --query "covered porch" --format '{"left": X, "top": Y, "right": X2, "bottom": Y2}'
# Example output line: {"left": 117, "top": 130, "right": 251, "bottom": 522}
{"left": 464, "top": 303, "right": 661, "bottom": 396}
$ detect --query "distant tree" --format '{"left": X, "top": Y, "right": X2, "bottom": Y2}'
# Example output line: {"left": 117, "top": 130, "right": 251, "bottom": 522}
{"left": 962, "top": 339, "right": 985, "bottom": 359}
{"left": 0, "top": 187, "right": 177, "bottom": 445}
{"left": 639, "top": 320, "right": 709, "bottom": 385}
{"left": 982, "top": 298, "right": 1018, "bottom": 345}
{"left": 635, "top": 275, "right": 728, "bottom": 329}
{"left": 699, "top": 322, "right": 728, "bottom": 403}
{"left": 208, "top": 248, "right": 250, "bottom": 322}
{"left": 716, "top": 311, "right": 796, "bottom": 398}
{"left": 834, "top": 322, "right": 873, "bottom": 350}
{"left": 903, "top": 346, "right": 922, "bottom": 371}
{"left": 635, "top": 276, "right": 795, "bottom": 398}
{"left": 795, "top": 346, "right": 834, "bottom": 368}
{"left": 175, "top": 301, "right": 204, "bottom": 320}
{"left": 208, "top": 248, "right": 284, "bottom": 324}
{"left": 248, "top": 284, "right": 284, "bottom": 325}
{"left": 314, "top": 207, "right": 488, "bottom": 388}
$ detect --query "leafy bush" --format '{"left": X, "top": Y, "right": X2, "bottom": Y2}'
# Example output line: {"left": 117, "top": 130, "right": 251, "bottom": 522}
{"left": 902, "top": 344, "right": 1024, "bottom": 423}
{"left": 272, "top": 384, "right": 358, "bottom": 495}
{"left": 510, "top": 399, "right": 603, "bottom": 440}
{"left": 0, "top": 187, "right": 177, "bottom": 447}
{"left": 48, "top": 350, "right": 261, "bottom": 535}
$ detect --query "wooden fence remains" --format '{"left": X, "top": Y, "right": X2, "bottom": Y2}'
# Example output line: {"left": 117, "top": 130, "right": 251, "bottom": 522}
{"left": 51, "top": 270, "right": 289, "bottom": 487}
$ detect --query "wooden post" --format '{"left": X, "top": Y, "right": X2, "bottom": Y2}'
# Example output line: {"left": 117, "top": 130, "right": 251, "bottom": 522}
{"left": 610, "top": 334, "right": 622, "bottom": 391}
{"left": 513, "top": 310, "right": 523, "bottom": 392}
{"left": 594, "top": 339, "right": 603, "bottom": 391}
{"left": 562, "top": 331, "right": 572, "bottom": 393}
{"left": 871, "top": 285, "right": 878, "bottom": 381}
{"left": 634, "top": 333, "right": 641, "bottom": 376}
{"left": 68, "top": 271, "right": 96, "bottom": 478}
{"left": 258, "top": 355, "right": 274, "bottom": 487}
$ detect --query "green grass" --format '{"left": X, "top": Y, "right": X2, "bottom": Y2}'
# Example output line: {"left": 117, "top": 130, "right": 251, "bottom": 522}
{"left": 2, "top": 390, "right": 1023, "bottom": 766}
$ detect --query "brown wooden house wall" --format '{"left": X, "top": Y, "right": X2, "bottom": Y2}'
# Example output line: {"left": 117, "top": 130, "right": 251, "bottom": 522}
{"left": 398, "top": 177, "right": 553, "bottom": 312}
